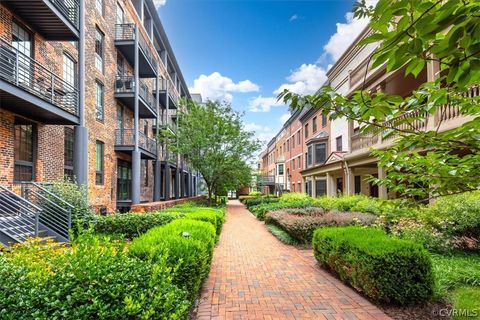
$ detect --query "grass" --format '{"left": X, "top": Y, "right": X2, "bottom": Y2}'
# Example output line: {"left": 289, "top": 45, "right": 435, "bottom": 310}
{"left": 451, "top": 286, "right": 480, "bottom": 320}
{"left": 266, "top": 224, "right": 298, "bottom": 246}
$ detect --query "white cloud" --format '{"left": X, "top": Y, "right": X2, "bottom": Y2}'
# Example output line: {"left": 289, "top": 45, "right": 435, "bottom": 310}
{"left": 189, "top": 72, "right": 259, "bottom": 103}
{"left": 244, "top": 122, "right": 275, "bottom": 143}
{"left": 274, "top": 64, "right": 327, "bottom": 95}
{"left": 289, "top": 14, "right": 298, "bottom": 22}
{"left": 248, "top": 96, "right": 284, "bottom": 113}
{"left": 153, "top": 0, "right": 166, "bottom": 8}
{"left": 322, "top": 0, "right": 378, "bottom": 62}
{"left": 280, "top": 113, "right": 291, "bottom": 123}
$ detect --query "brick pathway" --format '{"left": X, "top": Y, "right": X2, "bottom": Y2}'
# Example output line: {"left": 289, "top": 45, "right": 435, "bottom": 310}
{"left": 195, "top": 200, "right": 391, "bottom": 320}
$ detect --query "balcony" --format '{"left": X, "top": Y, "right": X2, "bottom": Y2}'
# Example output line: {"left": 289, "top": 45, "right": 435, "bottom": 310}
{"left": 155, "top": 79, "right": 179, "bottom": 109}
{"left": 114, "top": 129, "right": 157, "bottom": 159}
{"left": 350, "top": 132, "right": 378, "bottom": 152}
{"left": 114, "top": 24, "right": 157, "bottom": 78}
{"left": 258, "top": 175, "right": 275, "bottom": 186}
{"left": 114, "top": 75, "right": 156, "bottom": 118}
{"left": 2, "top": 0, "right": 79, "bottom": 40}
{"left": 160, "top": 150, "right": 178, "bottom": 166}
{"left": 0, "top": 39, "right": 79, "bottom": 125}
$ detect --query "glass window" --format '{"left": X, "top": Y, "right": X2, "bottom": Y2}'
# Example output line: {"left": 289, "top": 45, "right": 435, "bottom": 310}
{"left": 63, "top": 53, "right": 76, "bottom": 87}
{"left": 278, "top": 164, "right": 284, "bottom": 175}
{"left": 322, "top": 114, "right": 328, "bottom": 127}
{"left": 315, "top": 180, "right": 327, "bottom": 196}
{"left": 297, "top": 131, "right": 301, "bottom": 144}
{"left": 64, "top": 128, "right": 74, "bottom": 180}
{"left": 297, "top": 156, "right": 301, "bottom": 168}
{"left": 117, "top": 104, "right": 124, "bottom": 129}
{"left": 292, "top": 158, "right": 295, "bottom": 170}
{"left": 117, "top": 54, "right": 124, "bottom": 76}
{"left": 95, "top": 28, "right": 104, "bottom": 72}
{"left": 14, "top": 124, "right": 35, "bottom": 182}
{"left": 312, "top": 117, "right": 317, "bottom": 133}
{"left": 95, "top": 80, "right": 104, "bottom": 121}
{"left": 315, "top": 143, "right": 326, "bottom": 164}
{"left": 292, "top": 136, "right": 295, "bottom": 149}
{"left": 354, "top": 175, "right": 361, "bottom": 194}
{"left": 96, "top": 0, "right": 103, "bottom": 15}
{"left": 116, "top": 2, "right": 124, "bottom": 24}
{"left": 304, "top": 124, "right": 309, "bottom": 138}
{"left": 307, "top": 146, "right": 312, "bottom": 167}
{"left": 336, "top": 136, "right": 343, "bottom": 151}
{"left": 95, "top": 141, "right": 104, "bottom": 185}
{"left": 337, "top": 177, "right": 344, "bottom": 194}
{"left": 12, "top": 21, "right": 32, "bottom": 57}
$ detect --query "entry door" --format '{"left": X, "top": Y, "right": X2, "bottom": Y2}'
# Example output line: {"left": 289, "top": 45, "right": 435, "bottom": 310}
{"left": 370, "top": 174, "right": 379, "bottom": 198}
{"left": 117, "top": 160, "right": 132, "bottom": 200}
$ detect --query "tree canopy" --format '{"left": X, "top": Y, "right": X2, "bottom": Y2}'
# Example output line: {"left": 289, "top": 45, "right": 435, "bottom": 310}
{"left": 280, "top": 0, "right": 480, "bottom": 199}
{"left": 171, "top": 100, "right": 260, "bottom": 203}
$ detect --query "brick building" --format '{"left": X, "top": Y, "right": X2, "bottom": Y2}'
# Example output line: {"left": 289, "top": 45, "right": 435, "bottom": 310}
{"left": 0, "top": 0, "right": 198, "bottom": 213}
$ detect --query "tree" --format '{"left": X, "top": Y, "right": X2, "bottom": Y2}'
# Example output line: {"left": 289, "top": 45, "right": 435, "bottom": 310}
{"left": 170, "top": 100, "right": 261, "bottom": 204}
{"left": 280, "top": 0, "right": 480, "bottom": 199}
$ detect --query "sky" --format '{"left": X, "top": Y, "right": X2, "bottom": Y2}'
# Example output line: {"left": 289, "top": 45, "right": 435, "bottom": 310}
{"left": 155, "top": 0, "right": 372, "bottom": 147}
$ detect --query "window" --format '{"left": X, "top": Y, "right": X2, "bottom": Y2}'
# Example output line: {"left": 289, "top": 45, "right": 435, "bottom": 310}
{"left": 312, "top": 117, "right": 317, "bottom": 133}
{"left": 307, "top": 146, "right": 312, "bottom": 167}
{"left": 292, "top": 136, "right": 295, "bottom": 149}
{"left": 336, "top": 136, "right": 343, "bottom": 151}
{"left": 95, "top": 80, "right": 104, "bottom": 121}
{"left": 116, "top": 2, "right": 124, "bottom": 24}
{"left": 306, "top": 181, "right": 312, "bottom": 196}
{"left": 14, "top": 124, "right": 35, "bottom": 182}
{"left": 315, "top": 180, "right": 327, "bottom": 196}
{"left": 143, "top": 160, "right": 149, "bottom": 186}
{"left": 278, "top": 164, "right": 284, "bottom": 175}
{"left": 117, "top": 54, "right": 124, "bottom": 76}
{"left": 144, "top": 120, "right": 148, "bottom": 135}
{"left": 95, "top": 28, "right": 104, "bottom": 72}
{"left": 354, "top": 175, "right": 361, "bottom": 194}
{"left": 63, "top": 53, "right": 76, "bottom": 87}
{"left": 117, "top": 104, "right": 124, "bottom": 129}
{"left": 95, "top": 141, "right": 104, "bottom": 185}
{"left": 322, "top": 114, "right": 328, "bottom": 127}
{"left": 336, "top": 177, "right": 343, "bottom": 194}
{"left": 304, "top": 124, "right": 309, "bottom": 138}
{"left": 96, "top": 0, "right": 103, "bottom": 15}
{"left": 292, "top": 158, "right": 295, "bottom": 170}
{"left": 297, "top": 156, "right": 301, "bottom": 168}
{"left": 315, "top": 143, "right": 326, "bottom": 164}
{"left": 297, "top": 131, "right": 301, "bottom": 144}
{"left": 286, "top": 139, "right": 289, "bottom": 152}
{"left": 64, "top": 128, "right": 74, "bottom": 180}
{"left": 117, "top": 160, "right": 132, "bottom": 201}
{"left": 12, "top": 21, "right": 32, "bottom": 57}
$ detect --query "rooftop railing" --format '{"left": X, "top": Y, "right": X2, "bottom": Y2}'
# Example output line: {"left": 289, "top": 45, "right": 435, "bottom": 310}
{"left": 50, "top": 0, "right": 79, "bottom": 28}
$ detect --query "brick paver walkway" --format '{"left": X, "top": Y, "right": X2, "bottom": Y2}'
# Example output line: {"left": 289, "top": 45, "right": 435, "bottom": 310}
{"left": 195, "top": 200, "right": 390, "bottom": 320}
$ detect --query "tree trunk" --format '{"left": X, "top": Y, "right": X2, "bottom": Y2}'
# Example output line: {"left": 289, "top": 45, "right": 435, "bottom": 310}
{"left": 207, "top": 186, "right": 212, "bottom": 206}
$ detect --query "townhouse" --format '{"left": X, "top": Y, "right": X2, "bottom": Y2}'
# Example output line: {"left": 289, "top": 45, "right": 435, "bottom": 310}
{"left": 0, "top": 0, "right": 198, "bottom": 214}
{"left": 259, "top": 26, "right": 475, "bottom": 199}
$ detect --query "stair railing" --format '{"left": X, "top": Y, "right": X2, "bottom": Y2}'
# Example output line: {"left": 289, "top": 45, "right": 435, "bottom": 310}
{"left": 0, "top": 185, "right": 42, "bottom": 236}
{"left": 21, "top": 183, "right": 73, "bottom": 241}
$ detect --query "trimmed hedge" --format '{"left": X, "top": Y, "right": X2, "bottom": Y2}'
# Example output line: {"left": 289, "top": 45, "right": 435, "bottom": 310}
{"left": 93, "top": 211, "right": 182, "bottom": 239}
{"left": 0, "top": 235, "right": 189, "bottom": 319}
{"left": 162, "top": 206, "right": 225, "bottom": 236}
{"left": 130, "top": 219, "right": 216, "bottom": 301}
{"left": 313, "top": 226, "right": 434, "bottom": 305}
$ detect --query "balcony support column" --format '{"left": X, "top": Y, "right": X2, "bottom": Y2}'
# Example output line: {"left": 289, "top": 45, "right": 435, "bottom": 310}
{"left": 164, "top": 163, "right": 170, "bottom": 200}
{"left": 345, "top": 166, "right": 355, "bottom": 196}
{"left": 153, "top": 69, "right": 161, "bottom": 201}
{"left": 377, "top": 166, "right": 388, "bottom": 199}
{"left": 131, "top": 25, "right": 141, "bottom": 205}
{"left": 74, "top": 0, "right": 88, "bottom": 188}
{"left": 326, "top": 173, "right": 336, "bottom": 197}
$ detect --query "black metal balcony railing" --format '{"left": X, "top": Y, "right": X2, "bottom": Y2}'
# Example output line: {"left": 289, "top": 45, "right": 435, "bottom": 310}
{"left": 114, "top": 75, "right": 154, "bottom": 107}
{"left": 160, "top": 150, "right": 178, "bottom": 164}
{"left": 114, "top": 24, "right": 158, "bottom": 74}
{"left": 258, "top": 175, "right": 275, "bottom": 186}
{"left": 51, "top": 0, "right": 80, "bottom": 28}
{"left": 0, "top": 39, "right": 78, "bottom": 116}
{"left": 115, "top": 129, "right": 157, "bottom": 155}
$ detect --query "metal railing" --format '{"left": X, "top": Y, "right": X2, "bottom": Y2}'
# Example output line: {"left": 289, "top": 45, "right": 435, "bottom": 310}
{"left": 0, "top": 39, "right": 79, "bottom": 116}
{"left": 115, "top": 23, "right": 158, "bottom": 74}
{"left": 258, "top": 175, "right": 275, "bottom": 186}
{"left": 21, "top": 182, "right": 72, "bottom": 241}
{"left": 0, "top": 185, "right": 41, "bottom": 235}
{"left": 160, "top": 150, "right": 178, "bottom": 164}
{"left": 114, "top": 75, "right": 154, "bottom": 108}
{"left": 50, "top": 0, "right": 79, "bottom": 28}
{"left": 115, "top": 129, "right": 157, "bottom": 155}
{"left": 351, "top": 132, "right": 378, "bottom": 152}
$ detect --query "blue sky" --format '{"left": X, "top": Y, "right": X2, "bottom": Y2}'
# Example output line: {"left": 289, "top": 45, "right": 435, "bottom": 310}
{"left": 156, "top": 0, "right": 371, "bottom": 146}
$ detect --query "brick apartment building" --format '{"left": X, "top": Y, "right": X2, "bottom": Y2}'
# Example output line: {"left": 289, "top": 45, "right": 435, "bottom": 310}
{"left": 0, "top": 0, "right": 199, "bottom": 213}
{"left": 259, "top": 26, "right": 475, "bottom": 198}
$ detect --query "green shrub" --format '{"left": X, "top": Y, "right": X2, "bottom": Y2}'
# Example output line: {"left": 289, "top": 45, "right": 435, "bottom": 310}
{"left": 239, "top": 195, "right": 258, "bottom": 203}
{"left": 243, "top": 197, "right": 279, "bottom": 208}
{"left": 279, "top": 192, "right": 313, "bottom": 204}
{"left": 313, "top": 226, "right": 434, "bottom": 305}
{"left": 130, "top": 219, "right": 216, "bottom": 301}
{"left": 162, "top": 206, "right": 225, "bottom": 236}
{"left": 266, "top": 224, "right": 298, "bottom": 245}
{"left": 0, "top": 234, "right": 189, "bottom": 319}
{"left": 93, "top": 211, "right": 180, "bottom": 239}
{"left": 265, "top": 209, "right": 377, "bottom": 244}
{"left": 419, "top": 191, "right": 480, "bottom": 238}
{"left": 248, "top": 191, "right": 262, "bottom": 197}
